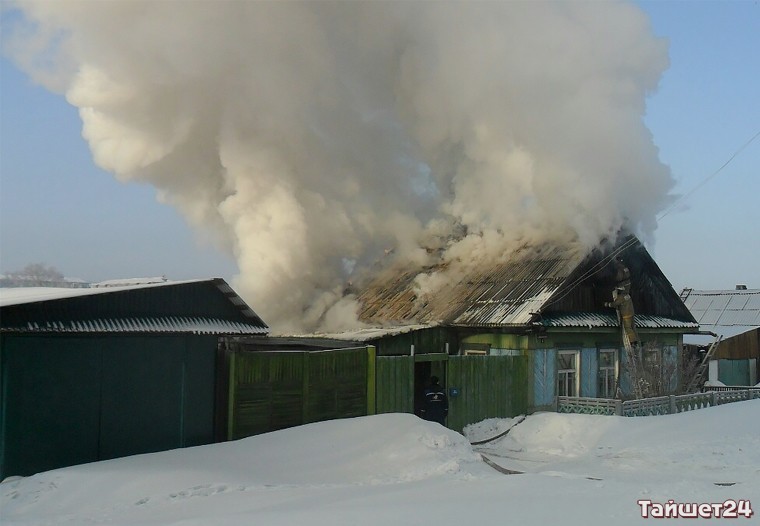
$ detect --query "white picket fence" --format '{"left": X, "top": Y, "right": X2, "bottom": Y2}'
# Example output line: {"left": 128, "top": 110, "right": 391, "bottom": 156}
{"left": 557, "top": 387, "right": 760, "bottom": 417}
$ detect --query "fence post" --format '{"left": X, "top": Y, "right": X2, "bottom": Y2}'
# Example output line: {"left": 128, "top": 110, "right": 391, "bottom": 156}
{"left": 711, "top": 392, "right": 718, "bottom": 406}
{"left": 746, "top": 389, "right": 751, "bottom": 401}
{"left": 669, "top": 395, "right": 676, "bottom": 414}
{"left": 615, "top": 399, "right": 622, "bottom": 416}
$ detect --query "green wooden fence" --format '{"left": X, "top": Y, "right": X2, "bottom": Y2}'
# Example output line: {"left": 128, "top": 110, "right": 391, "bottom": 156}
{"left": 228, "top": 349, "right": 529, "bottom": 439}
{"left": 228, "top": 346, "right": 375, "bottom": 440}
{"left": 447, "top": 355, "right": 529, "bottom": 432}
{"left": 375, "top": 354, "right": 529, "bottom": 430}
{"left": 375, "top": 356, "right": 414, "bottom": 414}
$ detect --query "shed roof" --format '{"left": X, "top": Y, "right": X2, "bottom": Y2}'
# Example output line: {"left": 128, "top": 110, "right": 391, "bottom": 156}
{"left": 1, "top": 278, "right": 204, "bottom": 307}
{"left": 0, "top": 278, "right": 268, "bottom": 335}
{"left": 680, "top": 287, "right": 760, "bottom": 342}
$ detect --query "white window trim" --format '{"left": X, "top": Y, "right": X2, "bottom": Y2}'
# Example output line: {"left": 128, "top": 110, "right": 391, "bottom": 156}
{"left": 598, "top": 348, "right": 619, "bottom": 398}
{"left": 557, "top": 350, "right": 580, "bottom": 397}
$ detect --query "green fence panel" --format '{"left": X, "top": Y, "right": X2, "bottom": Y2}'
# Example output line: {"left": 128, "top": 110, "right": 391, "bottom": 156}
{"left": 230, "top": 352, "right": 304, "bottom": 439}
{"left": 229, "top": 348, "right": 370, "bottom": 439}
{"left": 375, "top": 356, "right": 414, "bottom": 414}
{"left": 447, "top": 355, "right": 528, "bottom": 432}
{"left": 305, "top": 349, "right": 368, "bottom": 423}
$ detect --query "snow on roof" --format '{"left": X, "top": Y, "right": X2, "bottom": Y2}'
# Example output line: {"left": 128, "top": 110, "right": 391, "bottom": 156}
{"left": 0, "top": 279, "right": 210, "bottom": 308}
{"left": 540, "top": 312, "right": 699, "bottom": 330}
{"left": 305, "top": 323, "right": 438, "bottom": 342}
{"left": 90, "top": 277, "right": 169, "bottom": 288}
{"left": 4, "top": 316, "right": 268, "bottom": 335}
{"left": 680, "top": 287, "right": 760, "bottom": 339}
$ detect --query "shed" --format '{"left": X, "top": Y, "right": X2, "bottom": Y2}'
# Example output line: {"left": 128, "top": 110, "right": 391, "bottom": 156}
{"left": 680, "top": 287, "right": 760, "bottom": 386}
{"left": 0, "top": 278, "right": 268, "bottom": 478}
{"left": 680, "top": 287, "right": 760, "bottom": 345}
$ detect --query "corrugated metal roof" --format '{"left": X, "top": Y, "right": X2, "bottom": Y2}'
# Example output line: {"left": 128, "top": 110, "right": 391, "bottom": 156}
{"left": 357, "top": 242, "right": 587, "bottom": 326}
{"left": 540, "top": 312, "right": 699, "bottom": 330}
{"left": 1, "top": 316, "right": 268, "bottom": 335}
{"left": 680, "top": 288, "right": 760, "bottom": 336}
{"left": 0, "top": 279, "right": 210, "bottom": 307}
{"left": 1, "top": 278, "right": 269, "bottom": 333}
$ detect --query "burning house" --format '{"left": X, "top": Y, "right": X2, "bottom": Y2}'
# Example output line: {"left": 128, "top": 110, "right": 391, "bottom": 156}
{"left": 4, "top": 2, "right": 697, "bottom": 442}
{"left": 319, "top": 234, "right": 698, "bottom": 422}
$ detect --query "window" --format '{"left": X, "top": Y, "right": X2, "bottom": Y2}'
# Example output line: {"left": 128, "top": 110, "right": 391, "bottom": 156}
{"left": 643, "top": 347, "right": 662, "bottom": 370}
{"left": 598, "top": 349, "right": 618, "bottom": 398}
{"left": 557, "top": 351, "right": 579, "bottom": 397}
{"left": 461, "top": 343, "right": 490, "bottom": 356}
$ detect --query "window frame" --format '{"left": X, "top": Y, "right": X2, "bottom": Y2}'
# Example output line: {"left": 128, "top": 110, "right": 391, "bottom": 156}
{"left": 556, "top": 350, "right": 580, "bottom": 397}
{"left": 597, "top": 348, "right": 619, "bottom": 398}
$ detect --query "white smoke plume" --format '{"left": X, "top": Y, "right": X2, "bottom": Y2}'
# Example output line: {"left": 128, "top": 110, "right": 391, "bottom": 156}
{"left": 5, "top": 1, "right": 672, "bottom": 333}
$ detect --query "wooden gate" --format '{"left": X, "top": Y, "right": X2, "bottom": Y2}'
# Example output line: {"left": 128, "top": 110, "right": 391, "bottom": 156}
{"left": 447, "top": 354, "right": 528, "bottom": 432}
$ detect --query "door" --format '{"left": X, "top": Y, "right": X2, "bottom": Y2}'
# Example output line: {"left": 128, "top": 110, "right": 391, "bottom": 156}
{"left": 447, "top": 354, "right": 528, "bottom": 432}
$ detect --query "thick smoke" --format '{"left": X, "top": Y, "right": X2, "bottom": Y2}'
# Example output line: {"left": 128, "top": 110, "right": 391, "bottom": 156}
{"left": 6, "top": 1, "right": 672, "bottom": 333}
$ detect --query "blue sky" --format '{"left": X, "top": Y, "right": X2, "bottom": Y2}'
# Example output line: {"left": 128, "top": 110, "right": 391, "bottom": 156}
{"left": 1, "top": 1, "right": 758, "bottom": 290}
{"left": 0, "top": 54, "right": 238, "bottom": 281}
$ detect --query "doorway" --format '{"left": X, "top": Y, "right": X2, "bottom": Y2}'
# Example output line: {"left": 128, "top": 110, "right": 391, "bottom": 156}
{"left": 413, "top": 359, "right": 446, "bottom": 418}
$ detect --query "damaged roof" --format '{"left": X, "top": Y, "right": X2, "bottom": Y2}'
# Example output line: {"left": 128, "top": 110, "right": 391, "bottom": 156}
{"left": 357, "top": 242, "right": 587, "bottom": 327}
{"left": 356, "top": 235, "right": 695, "bottom": 329}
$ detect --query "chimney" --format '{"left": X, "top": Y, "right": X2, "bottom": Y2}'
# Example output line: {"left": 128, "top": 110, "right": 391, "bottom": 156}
{"left": 736, "top": 284, "right": 747, "bottom": 290}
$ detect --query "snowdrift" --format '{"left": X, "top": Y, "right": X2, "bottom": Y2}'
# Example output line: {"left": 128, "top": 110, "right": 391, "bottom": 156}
{"left": 1, "top": 414, "right": 481, "bottom": 519}
{"left": 3, "top": 401, "right": 759, "bottom": 526}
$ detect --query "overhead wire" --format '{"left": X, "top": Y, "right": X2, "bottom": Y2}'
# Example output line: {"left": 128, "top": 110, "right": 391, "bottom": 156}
{"left": 539, "top": 128, "right": 760, "bottom": 310}
{"left": 658, "top": 129, "right": 760, "bottom": 221}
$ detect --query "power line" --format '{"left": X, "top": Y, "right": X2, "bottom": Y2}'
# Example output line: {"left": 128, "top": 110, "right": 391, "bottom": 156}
{"left": 542, "top": 128, "right": 760, "bottom": 309}
{"left": 658, "top": 129, "right": 760, "bottom": 221}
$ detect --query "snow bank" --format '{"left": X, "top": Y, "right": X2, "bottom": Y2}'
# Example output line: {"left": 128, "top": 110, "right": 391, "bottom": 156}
{"left": 1, "top": 414, "right": 481, "bottom": 520}
{"left": 475, "top": 400, "right": 760, "bottom": 485}
{"left": 462, "top": 416, "right": 522, "bottom": 443}
{"left": 3, "top": 403, "right": 760, "bottom": 526}
{"left": 503, "top": 412, "right": 618, "bottom": 458}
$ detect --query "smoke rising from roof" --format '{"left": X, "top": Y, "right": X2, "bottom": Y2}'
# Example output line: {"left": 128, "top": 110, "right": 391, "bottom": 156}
{"left": 7, "top": 1, "right": 673, "bottom": 332}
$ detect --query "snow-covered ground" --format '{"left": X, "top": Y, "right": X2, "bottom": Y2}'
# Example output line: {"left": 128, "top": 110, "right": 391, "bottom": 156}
{"left": 3, "top": 401, "right": 759, "bottom": 525}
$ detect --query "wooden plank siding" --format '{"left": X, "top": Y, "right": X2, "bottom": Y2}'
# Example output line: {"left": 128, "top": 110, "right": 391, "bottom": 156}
{"left": 305, "top": 349, "right": 370, "bottom": 424}
{"left": 228, "top": 347, "right": 373, "bottom": 440}
{"left": 375, "top": 356, "right": 414, "bottom": 414}
{"left": 447, "top": 355, "right": 528, "bottom": 432}
{"left": 532, "top": 349, "right": 556, "bottom": 408}
{"left": 716, "top": 328, "right": 760, "bottom": 360}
